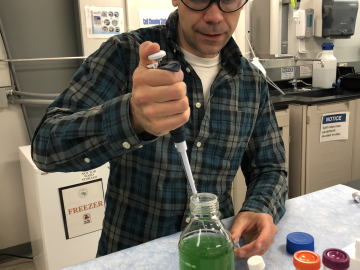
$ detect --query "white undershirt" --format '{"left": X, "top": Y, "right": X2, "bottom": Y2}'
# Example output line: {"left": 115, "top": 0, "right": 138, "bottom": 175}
{"left": 180, "top": 47, "right": 221, "bottom": 108}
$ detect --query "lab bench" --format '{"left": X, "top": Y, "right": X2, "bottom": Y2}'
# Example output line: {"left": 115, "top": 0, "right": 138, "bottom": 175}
{"left": 269, "top": 88, "right": 360, "bottom": 198}
{"left": 232, "top": 86, "right": 360, "bottom": 205}
{"left": 62, "top": 184, "right": 360, "bottom": 270}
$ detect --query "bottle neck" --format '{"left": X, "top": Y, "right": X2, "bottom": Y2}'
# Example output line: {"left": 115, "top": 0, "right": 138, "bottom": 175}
{"left": 322, "top": 50, "right": 334, "bottom": 56}
{"left": 189, "top": 193, "right": 219, "bottom": 218}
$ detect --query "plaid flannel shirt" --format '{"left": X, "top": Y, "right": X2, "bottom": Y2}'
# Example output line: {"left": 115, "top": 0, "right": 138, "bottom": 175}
{"left": 31, "top": 10, "right": 288, "bottom": 256}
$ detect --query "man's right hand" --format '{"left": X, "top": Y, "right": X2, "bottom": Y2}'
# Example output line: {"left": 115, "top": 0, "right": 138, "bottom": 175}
{"left": 130, "top": 41, "right": 190, "bottom": 136}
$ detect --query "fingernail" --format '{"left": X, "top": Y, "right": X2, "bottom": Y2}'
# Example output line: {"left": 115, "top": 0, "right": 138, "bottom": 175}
{"left": 239, "top": 250, "right": 247, "bottom": 258}
{"left": 257, "top": 243, "right": 263, "bottom": 250}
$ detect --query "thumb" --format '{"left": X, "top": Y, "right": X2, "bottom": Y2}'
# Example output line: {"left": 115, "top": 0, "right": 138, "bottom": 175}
{"left": 230, "top": 217, "right": 249, "bottom": 240}
{"left": 138, "top": 41, "right": 161, "bottom": 68}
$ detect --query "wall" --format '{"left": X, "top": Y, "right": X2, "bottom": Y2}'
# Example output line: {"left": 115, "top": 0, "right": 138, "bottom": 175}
{"left": 0, "top": 30, "right": 31, "bottom": 253}
{"left": 0, "top": 0, "right": 81, "bottom": 134}
{"left": 0, "top": 0, "right": 81, "bottom": 253}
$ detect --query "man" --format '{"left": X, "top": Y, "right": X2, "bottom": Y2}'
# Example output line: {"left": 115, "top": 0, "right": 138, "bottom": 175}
{"left": 32, "top": 0, "right": 288, "bottom": 259}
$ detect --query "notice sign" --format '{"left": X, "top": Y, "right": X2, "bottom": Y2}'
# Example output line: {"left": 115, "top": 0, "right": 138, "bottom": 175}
{"left": 320, "top": 112, "right": 350, "bottom": 142}
{"left": 281, "top": 67, "right": 295, "bottom": 80}
{"left": 300, "top": 65, "right": 312, "bottom": 78}
{"left": 139, "top": 9, "right": 172, "bottom": 28}
{"left": 59, "top": 179, "right": 105, "bottom": 239}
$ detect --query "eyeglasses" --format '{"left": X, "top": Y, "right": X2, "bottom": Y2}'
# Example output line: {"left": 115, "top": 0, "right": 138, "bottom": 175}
{"left": 181, "top": 0, "right": 248, "bottom": 13}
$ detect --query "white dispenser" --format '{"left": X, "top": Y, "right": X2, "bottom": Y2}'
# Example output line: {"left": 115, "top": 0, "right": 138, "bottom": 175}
{"left": 312, "top": 42, "right": 337, "bottom": 89}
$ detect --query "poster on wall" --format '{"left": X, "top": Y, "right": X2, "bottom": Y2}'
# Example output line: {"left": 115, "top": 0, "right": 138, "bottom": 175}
{"left": 59, "top": 179, "right": 105, "bottom": 239}
{"left": 320, "top": 112, "right": 350, "bottom": 143}
{"left": 139, "top": 9, "right": 172, "bottom": 28}
{"left": 84, "top": 6, "right": 125, "bottom": 38}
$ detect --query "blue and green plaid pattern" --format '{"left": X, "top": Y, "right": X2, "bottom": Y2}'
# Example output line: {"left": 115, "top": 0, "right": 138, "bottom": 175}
{"left": 31, "top": 10, "right": 288, "bottom": 256}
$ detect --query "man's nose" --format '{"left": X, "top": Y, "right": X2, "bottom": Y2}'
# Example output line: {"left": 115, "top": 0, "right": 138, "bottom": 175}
{"left": 203, "top": 2, "right": 224, "bottom": 24}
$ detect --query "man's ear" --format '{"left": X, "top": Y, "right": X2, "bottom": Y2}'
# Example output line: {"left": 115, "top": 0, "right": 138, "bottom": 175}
{"left": 172, "top": 0, "right": 179, "bottom": 7}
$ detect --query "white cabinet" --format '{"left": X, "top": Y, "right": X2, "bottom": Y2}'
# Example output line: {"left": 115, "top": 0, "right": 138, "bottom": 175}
{"left": 352, "top": 99, "right": 360, "bottom": 181}
{"left": 288, "top": 100, "right": 356, "bottom": 198}
{"left": 231, "top": 108, "right": 290, "bottom": 214}
{"left": 19, "top": 146, "right": 109, "bottom": 270}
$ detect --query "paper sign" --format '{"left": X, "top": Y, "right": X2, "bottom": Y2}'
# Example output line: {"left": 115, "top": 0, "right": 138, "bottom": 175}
{"left": 281, "top": 67, "right": 295, "bottom": 80}
{"left": 80, "top": 169, "right": 99, "bottom": 182}
{"left": 59, "top": 180, "right": 105, "bottom": 239}
{"left": 84, "top": 6, "right": 125, "bottom": 38}
{"left": 139, "top": 9, "right": 172, "bottom": 28}
{"left": 320, "top": 112, "right": 350, "bottom": 142}
{"left": 300, "top": 65, "right": 312, "bottom": 78}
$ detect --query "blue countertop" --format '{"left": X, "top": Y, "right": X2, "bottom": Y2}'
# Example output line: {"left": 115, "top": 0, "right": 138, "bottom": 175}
{"left": 63, "top": 185, "right": 360, "bottom": 270}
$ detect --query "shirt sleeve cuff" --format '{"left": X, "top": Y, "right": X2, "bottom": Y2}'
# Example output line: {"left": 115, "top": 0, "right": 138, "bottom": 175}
{"left": 239, "top": 199, "right": 283, "bottom": 225}
{"left": 102, "top": 93, "right": 158, "bottom": 154}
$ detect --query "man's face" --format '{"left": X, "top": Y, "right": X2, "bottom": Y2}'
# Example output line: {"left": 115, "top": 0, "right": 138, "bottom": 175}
{"left": 172, "top": 0, "right": 242, "bottom": 58}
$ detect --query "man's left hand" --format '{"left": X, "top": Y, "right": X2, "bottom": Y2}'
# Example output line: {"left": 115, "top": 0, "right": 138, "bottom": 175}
{"left": 230, "top": 211, "right": 278, "bottom": 258}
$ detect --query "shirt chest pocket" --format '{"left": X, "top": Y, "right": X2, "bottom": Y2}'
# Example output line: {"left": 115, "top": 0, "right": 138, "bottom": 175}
{"left": 209, "top": 110, "right": 253, "bottom": 161}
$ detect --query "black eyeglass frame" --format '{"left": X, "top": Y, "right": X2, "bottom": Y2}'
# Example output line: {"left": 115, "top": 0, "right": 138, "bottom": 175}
{"left": 180, "top": 0, "right": 249, "bottom": 13}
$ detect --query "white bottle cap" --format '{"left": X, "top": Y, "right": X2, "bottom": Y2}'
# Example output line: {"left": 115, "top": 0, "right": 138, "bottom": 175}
{"left": 248, "top": 255, "right": 266, "bottom": 270}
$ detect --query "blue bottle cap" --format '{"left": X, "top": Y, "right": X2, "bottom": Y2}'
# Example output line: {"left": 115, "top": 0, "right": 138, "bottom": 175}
{"left": 322, "top": 42, "right": 334, "bottom": 50}
{"left": 286, "top": 232, "right": 315, "bottom": 255}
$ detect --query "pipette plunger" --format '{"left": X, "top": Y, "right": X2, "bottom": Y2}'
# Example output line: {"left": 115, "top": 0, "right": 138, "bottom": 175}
{"left": 147, "top": 51, "right": 199, "bottom": 201}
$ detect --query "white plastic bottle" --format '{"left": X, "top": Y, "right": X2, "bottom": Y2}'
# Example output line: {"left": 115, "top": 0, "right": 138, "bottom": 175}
{"left": 312, "top": 42, "right": 337, "bottom": 89}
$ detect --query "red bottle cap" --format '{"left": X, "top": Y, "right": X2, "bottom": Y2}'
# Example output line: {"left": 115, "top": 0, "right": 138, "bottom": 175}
{"left": 294, "top": 250, "right": 321, "bottom": 270}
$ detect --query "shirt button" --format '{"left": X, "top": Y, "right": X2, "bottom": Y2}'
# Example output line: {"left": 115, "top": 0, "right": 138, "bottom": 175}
{"left": 223, "top": 62, "right": 226, "bottom": 66}
{"left": 196, "top": 142, "right": 201, "bottom": 147}
{"left": 122, "top": 142, "right": 131, "bottom": 149}
{"left": 174, "top": 49, "right": 176, "bottom": 53}
{"left": 84, "top": 158, "right": 90, "bottom": 163}
{"left": 186, "top": 67, "right": 191, "bottom": 73}
{"left": 196, "top": 102, "right": 201, "bottom": 108}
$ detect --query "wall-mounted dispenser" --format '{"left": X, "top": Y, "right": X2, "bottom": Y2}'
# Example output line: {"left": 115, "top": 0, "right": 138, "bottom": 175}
{"left": 295, "top": 8, "right": 314, "bottom": 53}
{"left": 314, "top": 0, "right": 359, "bottom": 39}
{"left": 251, "top": 0, "right": 295, "bottom": 59}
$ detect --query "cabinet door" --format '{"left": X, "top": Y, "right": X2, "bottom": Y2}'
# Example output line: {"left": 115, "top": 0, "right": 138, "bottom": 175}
{"left": 352, "top": 99, "right": 360, "bottom": 181}
{"left": 232, "top": 109, "right": 290, "bottom": 214}
{"left": 305, "top": 101, "right": 355, "bottom": 194}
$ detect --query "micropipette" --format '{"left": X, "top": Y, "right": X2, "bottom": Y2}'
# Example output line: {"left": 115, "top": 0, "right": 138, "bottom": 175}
{"left": 147, "top": 51, "right": 199, "bottom": 201}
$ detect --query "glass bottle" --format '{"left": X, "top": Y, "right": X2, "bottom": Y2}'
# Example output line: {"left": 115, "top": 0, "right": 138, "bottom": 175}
{"left": 178, "top": 193, "right": 236, "bottom": 270}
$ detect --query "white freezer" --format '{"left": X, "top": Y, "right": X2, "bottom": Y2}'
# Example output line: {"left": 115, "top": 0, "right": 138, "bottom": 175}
{"left": 19, "top": 145, "right": 109, "bottom": 270}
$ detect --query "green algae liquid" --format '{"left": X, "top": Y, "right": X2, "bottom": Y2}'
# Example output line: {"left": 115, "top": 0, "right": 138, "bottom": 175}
{"left": 179, "top": 233, "right": 235, "bottom": 270}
